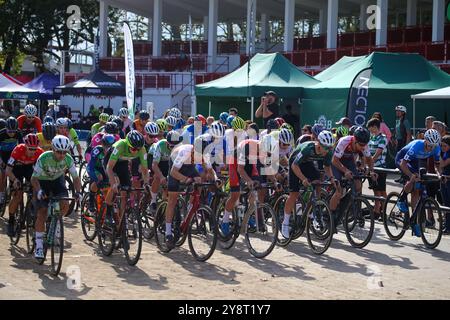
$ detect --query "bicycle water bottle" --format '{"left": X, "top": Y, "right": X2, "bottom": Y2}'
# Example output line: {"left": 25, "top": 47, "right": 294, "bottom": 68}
{"left": 295, "top": 202, "right": 303, "bottom": 217}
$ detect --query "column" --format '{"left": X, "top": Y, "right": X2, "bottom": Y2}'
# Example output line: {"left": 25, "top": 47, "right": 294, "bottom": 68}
{"left": 284, "top": 0, "right": 295, "bottom": 52}
{"left": 319, "top": 9, "right": 327, "bottom": 34}
{"left": 203, "top": 16, "right": 209, "bottom": 40}
{"left": 152, "top": 0, "right": 163, "bottom": 57}
{"left": 208, "top": 0, "right": 218, "bottom": 72}
{"left": 327, "top": 0, "right": 338, "bottom": 49}
{"left": 260, "top": 13, "right": 269, "bottom": 51}
{"left": 359, "top": 3, "right": 367, "bottom": 31}
{"left": 147, "top": 18, "right": 152, "bottom": 41}
{"left": 376, "top": 0, "right": 388, "bottom": 46}
{"left": 99, "top": 0, "right": 108, "bottom": 58}
{"left": 246, "top": 0, "right": 257, "bottom": 55}
{"left": 406, "top": 0, "right": 417, "bottom": 26}
{"left": 432, "top": 0, "right": 445, "bottom": 42}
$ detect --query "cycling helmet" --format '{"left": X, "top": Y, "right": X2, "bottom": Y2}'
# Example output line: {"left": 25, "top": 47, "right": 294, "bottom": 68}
{"left": 280, "top": 123, "right": 294, "bottom": 134}
{"left": 177, "top": 117, "right": 186, "bottom": 128}
{"left": 24, "top": 104, "right": 37, "bottom": 117}
{"left": 99, "top": 113, "right": 109, "bottom": 122}
{"left": 318, "top": 130, "right": 335, "bottom": 148}
{"left": 119, "top": 108, "right": 129, "bottom": 117}
{"left": 42, "top": 122, "right": 56, "bottom": 141}
{"left": 156, "top": 119, "right": 168, "bottom": 132}
{"left": 353, "top": 126, "right": 370, "bottom": 144}
{"left": 126, "top": 130, "right": 145, "bottom": 149}
{"left": 424, "top": 129, "right": 441, "bottom": 146}
{"left": 165, "top": 116, "right": 177, "bottom": 127}
{"left": 279, "top": 128, "right": 293, "bottom": 145}
{"left": 260, "top": 134, "right": 277, "bottom": 154}
{"left": 226, "top": 115, "right": 235, "bottom": 128}
{"left": 349, "top": 125, "right": 358, "bottom": 136}
{"left": 336, "top": 125, "right": 349, "bottom": 137}
{"left": 166, "top": 130, "right": 182, "bottom": 145}
{"left": 274, "top": 117, "right": 285, "bottom": 128}
{"left": 23, "top": 133, "right": 39, "bottom": 148}
{"left": 231, "top": 116, "right": 246, "bottom": 130}
{"left": 145, "top": 122, "right": 159, "bottom": 136}
{"left": 395, "top": 105, "right": 407, "bottom": 113}
{"left": 55, "top": 117, "right": 68, "bottom": 128}
{"left": 6, "top": 117, "right": 18, "bottom": 131}
{"left": 138, "top": 110, "right": 150, "bottom": 121}
{"left": 169, "top": 107, "right": 181, "bottom": 119}
{"left": 210, "top": 121, "right": 225, "bottom": 138}
{"left": 219, "top": 112, "right": 229, "bottom": 124}
{"left": 312, "top": 123, "right": 324, "bottom": 137}
{"left": 65, "top": 118, "right": 73, "bottom": 129}
{"left": 43, "top": 116, "right": 54, "bottom": 124}
{"left": 52, "top": 135, "right": 71, "bottom": 151}
{"left": 111, "top": 117, "right": 123, "bottom": 130}
{"left": 266, "top": 119, "right": 279, "bottom": 130}
{"left": 103, "top": 122, "right": 118, "bottom": 134}
{"left": 195, "top": 114, "right": 207, "bottom": 126}
{"left": 101, "top": 134, "right": 116, "bottom": 147}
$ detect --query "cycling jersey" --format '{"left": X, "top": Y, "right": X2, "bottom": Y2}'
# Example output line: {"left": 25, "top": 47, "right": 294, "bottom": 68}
{"left": 151, "top": 139, "right": 172, "bottom": 163}
{"left": 291, "top": 141, "right": 332, "bottom": 167}
{"left": 132, "top": 119, "right": 146, "bottom": 135}
{"left": 368, "top": 133, "right": 388, "bottom": 167}
{"left": 269, "top": 130, "right": 293, "bottom": 157}
{"left": 37, "top": 133, "right": 52, "bottom": 151}
{"left": 0, "top": 131, "right": 23, "bottom": 153}
{"left": 122, "top": 118, "right": 132, "bottom": 134}
{"left": 237, "top": 139, "right": 261, "bottom": 178}
{"left": 182, "top": 123, "right": 207, "bottom": 145}
{"left": 17, "top": 115, "right": 42, "bottom": 134}
{"left": 87, "top": 146, "right": 108, "bottom": 183}
{"left": 296, "top": 134, "right": 312, "bottom": 145}
{"left": 397, "top": 140, "right": 441, "bottom": 163}
{"left": 7, "top": 144, "right": 44, "bottom": 166}
{"left": 90, "top": 132, "right": 121, "bottom": 149}
{"left": 91, "top": 122, "right": 104, "bottom": 136}
{"left": 68, "top": 128, "right": 80, "bottom": 146}
{"left": 109, "top": 139, "right": 147, "bottom": 168}
{"left": 32, "top": 151, "right": 78, "bottom": 181}
{"left": 334, "top": 135, "right": 371, "bottom": 159}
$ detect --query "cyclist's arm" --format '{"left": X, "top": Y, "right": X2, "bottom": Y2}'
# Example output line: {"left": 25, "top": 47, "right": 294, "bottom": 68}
{"left": 152, "top": 161, "right": 164, "bottom": 180}
{"left": 36, "top": 118, "right": 42, "bottom": 133}
{"left": 332, "top": 155, "right": 351, "bottom": 175}
{"left": 31, "top": 176, "right": 41, "bottom": 196}
{"left": 5, "top": 164, "right": 17, "bottom": 183}
{"left": 237, "top": 164, "right": 253, "bottom": 184}
{"left": 106, "top": 158, "right": 117, "bottom": 187}
{"left": 291, "top": 162, "right": 308, "bottom": 183}
{"left": 170, "top": 166, "right": 188, "bottom": 183}
{"left": 399, "top": 159, "right": 416, "bottom": 179}
{"left": 324, "top": 165, "right": 335, "bottom": 182}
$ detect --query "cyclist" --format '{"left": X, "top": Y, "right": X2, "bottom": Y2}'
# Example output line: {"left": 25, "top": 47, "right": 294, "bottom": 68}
{"left": 0, "top": 117, "right": 23, "bottom": 206}
{"left": 118, "top": 108, "right": 132, "bottom": 134}
{"left": 281, "top": 130, "right": 336, "bottom": 238}
{"left": 91, "top": 113, "right": 110, "bottom": 137}
{"left": 56, "top": 117, "right": 83, "bottom": 158}
{"left": 43, "top": 116, "right": 55, "bottom": 124}
{"left": 259, "top": 119, "right": 279, "bottom": 139}
{"left": 219, "top": 112, "right": 229, "bottom": 127}
{"left": 440, "top": 135, "right": 450, "bottom": 234}
{"left": 85, "top": 122, "right": 120, "bottom": 162}
{"left": 395, "top": 128, "right": 442, "bottom": 236}
{"left": 17, "top": 104, "right": 42, "bottom": 135}
{"left": 156, "top": 119, "right": 168, "bottom": 139}
{"left": 31, "top": 135, "right": 82, "bottom": 259}
{"left": 5, "top": 134, "right": 44, "bottom": 236}
{"left": 132, "top": 110, "right": 150, "bottom": 134}
{"left": 165, "top": 116, "right": 178, "bottom": 132}
{"left": 297, "top": 123, "right": 323, "bottom": 145}
{"left": 37, "top": 122, "right": 57, "bottom": 151}
{"left": 86, "top": 134, "right": 116, "bottom": 213}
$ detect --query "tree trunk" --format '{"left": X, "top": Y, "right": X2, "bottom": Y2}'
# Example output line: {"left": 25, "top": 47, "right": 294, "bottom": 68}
{"left": 227, "top": 22, "right": 234, "bottom": 41}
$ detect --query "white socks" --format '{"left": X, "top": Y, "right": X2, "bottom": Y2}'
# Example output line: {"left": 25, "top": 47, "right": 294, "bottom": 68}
{"left": 35, "top": 232, "right": 44, "bottom": 249}
{"left": 223, "top": 210, "right": 231, "bottom": 223}
{"left": 165, "top": 223, "right": 172, "bottom": 236}
{"left": 151, "top": 192, "right": 157, "bottom": 204}
{"left": 283, "top": 213, "right": 291, "bottom": 225}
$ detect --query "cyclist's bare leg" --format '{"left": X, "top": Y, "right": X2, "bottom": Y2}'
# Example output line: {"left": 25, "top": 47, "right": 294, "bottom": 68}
{"left": 284, "top": 192, "right": 299, "bottom": 216}
{"left": 9, "top": 189, "right": 23, "bottom": 217}
{"left": 329, "top": 185, "right": 342, "bottom": 212}
{"left": 165, "top": 192, "right": 178, "bottom": 224}
{"left": 60, "top": 200, "right": 69, "bottom": 216}
{"left": 35, "top": 208, "right": 48, "bottom": 233}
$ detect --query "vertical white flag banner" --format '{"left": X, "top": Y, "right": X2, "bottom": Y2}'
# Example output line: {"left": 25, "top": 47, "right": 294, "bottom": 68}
{"left": 123, "top": 22, "right": 136, "bottom": 120}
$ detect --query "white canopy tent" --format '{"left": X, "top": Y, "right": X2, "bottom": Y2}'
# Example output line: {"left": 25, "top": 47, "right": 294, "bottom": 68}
{"left": 411, "top": 86, "right": 450, "bottom": 134}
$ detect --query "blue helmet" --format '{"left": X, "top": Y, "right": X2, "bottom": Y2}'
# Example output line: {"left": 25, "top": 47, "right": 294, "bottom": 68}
{"left": 43, "top": 116, "right": 54, "bottom": 124}
{"left": 226, "top": 115, "right": 235, "bottom": 128}
{"left": 219, "top": 112, "right": 229, "bottom": 124}
{"left": 101, "top": 134, "right": 116, "bottom": 147}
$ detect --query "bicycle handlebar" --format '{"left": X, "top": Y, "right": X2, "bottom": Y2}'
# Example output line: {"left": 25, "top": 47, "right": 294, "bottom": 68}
{"left": 374, "top": 167, "right": 401, "bottom": 174}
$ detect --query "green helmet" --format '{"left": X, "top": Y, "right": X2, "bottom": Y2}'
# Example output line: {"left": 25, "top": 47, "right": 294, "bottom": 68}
{"left": 231, "top": 116, "right": 245, "bottom": 130}
{"left": 280, "top": 123, "right": 294, "bottom": 134}
{"left": 156, "top": 119, "right": 168, "bottom": 132}
{"left": 336, "top": 125, "right": 349, "bottom": 137}
{"left": 99, "top": 113, "right": 109, "bottom": 123}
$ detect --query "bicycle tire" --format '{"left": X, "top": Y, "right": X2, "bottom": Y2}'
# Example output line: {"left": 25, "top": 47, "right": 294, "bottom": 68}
{"left": 50, "top": 215, "right": 64, "bottom": 276}
{"left": 291, "top": 197, "right": 307, "bottom": 240}
{"left": 419, "top": 197, "right": 443, "bottom": 249}
{"left": 188, "top": 205, "right": 217, "bottom": 262}
{"left": 343, "top": 197, "right": 374, "bottom": 249}
{"left": 0, "top": 186, "right": 9, "bottom": 218}
{"left": 174, "top": 196, "right": 188, "bottom": 247}
{"left": 383, "top": 192, "right": 407, "bottom": 241}
{"left": 80, "top": 193, "right": 97, "bottom": 242}
{"left": 97, "top": 203, "right": 116, "bottom": 256}
{"left": 25, "top": 199, "right": 35, "bottom": 254}
{"left": 140, "top": 196, "right": 155, "bottom": 240}
{"left": 10, "top": 201, "right": 24, "bottom": 245}
{"left": 306, "top": 200, "right": 333, "bottom": 255}
{"left": 273, "top": 194, "right": 293, "bottom": 247}
{"left": 216, "top": 197, "right": 239, "bottom": 250}
{"left": 154, "top": 201, "right": 172, "bottom": 253}
{"left": 122, "top": 208, "right": 143, "bottom": 266}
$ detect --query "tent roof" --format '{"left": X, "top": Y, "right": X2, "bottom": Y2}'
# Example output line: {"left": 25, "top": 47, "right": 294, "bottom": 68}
{"left": 24, "top": 73, "right": 61, "bottom": 99}
{"left": 314, "top": 56, "right": 364, "bottom": 82}
{"left": 310, "top": 52, "right": 450, "bottom": 91}
{"left": 411, "top": 86, "right": 450, "bottom": 99}
{"left": 195, "top": 52, "right": 319, "bottom": 98}
{"left": 0, "top": 73, "right": 39, "bottom": 99}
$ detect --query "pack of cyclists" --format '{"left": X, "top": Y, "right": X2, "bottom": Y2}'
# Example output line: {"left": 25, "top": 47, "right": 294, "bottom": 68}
{"left": 1, "top": 103, "right": 449, "bottom": 265}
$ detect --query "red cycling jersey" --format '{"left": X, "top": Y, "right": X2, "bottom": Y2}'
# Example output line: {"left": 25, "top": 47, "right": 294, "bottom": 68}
{"left": 7, "top": 144, "right": 44, "bottom": 166}
{"left": 17, "top": 115, "right": 42, "bottom": 135}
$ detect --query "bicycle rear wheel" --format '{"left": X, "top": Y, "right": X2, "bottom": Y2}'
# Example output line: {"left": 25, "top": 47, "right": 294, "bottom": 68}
{"left": 419, "top": 197, "right": 443, "bottom": 249}
{"left": 216, "top": 198, "right": 240, "bottom": 250}
{"left": 343, "top": 197, "right": 374, "bottom": 248}
{"left": 245, "top": 204, "right": 278, "bottom": 259}
{"left": 97, "top": 205, "right": 116, "bottom": 256}
{"left": 306, "top": 200, "right": 333, "bottom": 255}
{"left": 383, "top": 192, "right": 408, "bottom": 241}
{"left": 50, "top": 215, "right": 64, "bottom": 276}
{"left": 11, "top": 202, "right": 24, "bottom": 245}
{"left": 273, "top": 194, "right": 292, "bottom": 247}
{"left": 122, "top": 208, "right": 143, "bottom": 265}
{"left": 188, "top": 205, "right": 217, "bottom": 262}
{"left": 25, "top": 200, "right": 35, "bottom": 254}
{"left": 0, "top": 186, "right": 9, "bottom": 218}
{"left": 141, "top": 197, "right": 155, "bottom": 240}
{"left": 175, "top": 196, "right": 187, "bottom": 247}
{"left": 80, "top": 194, "right": 97, "bottom": 241}
{"left": 154, "top": 201, "right": 172, "bottom": 253}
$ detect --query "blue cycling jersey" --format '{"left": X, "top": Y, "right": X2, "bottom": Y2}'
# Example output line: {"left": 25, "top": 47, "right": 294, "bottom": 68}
{"left": 182, "top": 124, "right": 207, "bottom": 145}
{"left": 397, "top": 140, "right": 440, "bottom": 163}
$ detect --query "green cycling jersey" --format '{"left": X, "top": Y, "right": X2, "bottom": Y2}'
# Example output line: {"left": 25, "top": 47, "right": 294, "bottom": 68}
{"left": 109, "top": 139, "right": 148, "bottom": 168}
{"left": 32, "top": 151, "right": 78, "bottom": 181}
{"left": 150, "top": 139, "right": 171, "bottom": 163}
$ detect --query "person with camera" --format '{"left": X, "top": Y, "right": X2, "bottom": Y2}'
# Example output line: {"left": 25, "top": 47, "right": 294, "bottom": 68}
{"left": 255, "top": 91, "right": 280, "bottom": 127}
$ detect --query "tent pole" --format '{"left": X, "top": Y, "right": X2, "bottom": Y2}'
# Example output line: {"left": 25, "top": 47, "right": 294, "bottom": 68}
{"left": 83, "top": 96, "right": 85, "bottom": 117}
{"left": 208, "top": 101, "right": 211, "bottom": 117}
{"left": 413, "top": 98, "right": 416, "bottom": 137}
{"left": 251, "top": 97, "right": 254, "bottom": 122}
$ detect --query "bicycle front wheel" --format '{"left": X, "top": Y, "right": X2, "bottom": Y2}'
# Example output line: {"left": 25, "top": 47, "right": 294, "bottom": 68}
{"left": 419, "top": 197, "right": 443, "bottom": 249}
{"left": 97, "top": 205, "right": 116, "bottom": 256}
{"left": 188, "top": 205, "right": 217, "bottom": 262}
{"left": 383, "top": 192, "right": 408, "bottom": 241}
{"left": 306, "top": 200, "right": 333, "bottom": 255}
{"left": 122, "top": 209, "right": 143, "bottom": 265}
{"left": 216, "top": 197, "right": 239, "bottom": 250}
{"left": 80, "top": 194, "right": 97, "bottom": 241}
{"left": 154, "top": 201, "right": 172, "bottom": 253}
{"left": 343, "top": 197, "right": 374, "bottom": 248}
{"left": 25, "top": 200, "right": 35, "bottom": 254}
{"left": 244, "top": 204, "right": 278, "bottom": 259}
{"left": 50, "top": 215, "right": 64, "bottom": 276}
{"left": 11, "top": 202, "right": 24, "bottom": 245}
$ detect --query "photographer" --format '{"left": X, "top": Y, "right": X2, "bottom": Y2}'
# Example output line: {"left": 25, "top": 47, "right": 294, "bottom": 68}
{"left": 255, "top": 91, "right": 279, "bottom": 127}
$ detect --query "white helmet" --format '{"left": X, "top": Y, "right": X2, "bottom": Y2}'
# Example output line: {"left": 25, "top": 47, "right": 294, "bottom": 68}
{"left": 424, "top": 129, "right": 441, "bottom": 146}
{"left": 119, "top": 108, "right": 129, "bottom": 117}
{"left": 279, "top": 128, "right": 293, "bottom": 145}
{"left": 395, "top": 105, "right": 407, "bottom": 113}
{"left": 145, "top": 122, "right": 159, "bottom": 136}
{"left": 260, "top": 134, "right": 278, "bottom": 154}
{"left": 210, "top": 121, "right": 225, "bottom": 138}
{"left": 165, "top": 116, "right": 177, "bottom": 127}
{"left": 169, "top": 107, "right": 181, "bottom": 119}
{"left": 55, "top": 117, "right": 68, "bottom": 127}
{"left": 24, "top": 104, "right": 37, "bottom": 117}
{"left": 318, "top": 130, "right": 335, "bottom": 148}
{"left": 52, "top": 135, "right": 71, "bottom": 151}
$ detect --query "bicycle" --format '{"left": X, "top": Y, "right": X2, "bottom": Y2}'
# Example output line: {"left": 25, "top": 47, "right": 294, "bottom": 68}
{"left": 36, "top": 196, "right": 76, "bottom": 276}
{"left": 0, "top": 181, "right": 11, "bottom": 218}
{"left": 9, "top": 182, "right": 33, "bottom": 246}
{"left": 383, "top": 169, "right": 444, "bottom": 249}
{"left": 154, "top": 182, "right": 218, "bottom": 262}
{"left": 79, "top": 183, "right": 110, "bottom": 242}
{"left": 216, "top": 182, "right": 278, "bottom": 259}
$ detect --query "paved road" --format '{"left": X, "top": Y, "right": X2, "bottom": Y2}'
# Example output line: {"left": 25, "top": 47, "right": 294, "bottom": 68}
{"left": 0, "top": 177, "right": 449, "bottom": 300}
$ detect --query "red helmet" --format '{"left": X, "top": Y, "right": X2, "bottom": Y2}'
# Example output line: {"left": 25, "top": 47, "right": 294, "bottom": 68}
{"left": 24, "top": 133, "right": 39, "bottom": 148}
{"left": 275, "top": 117, "right": 285, "bottom": 127}
{"left": 195, "top": 114, "right": 207, "bottom": 126}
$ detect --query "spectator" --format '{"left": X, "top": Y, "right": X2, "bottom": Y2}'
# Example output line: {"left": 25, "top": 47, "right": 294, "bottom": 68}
{"left": 393, "top": 105, "right": 411, "bottom": 152}
{"left": 228, "top": 107, "right": 238, "bottom": 117}
{"left": 207, "top": 116, "right": 214, "bottom": 127}
{"left": 255, "top": 91, "right": 279, "bottom": 127}
{"left": 99, "top": 106, "right": 104, "bottom": 114}
{"left": 432, "top": 120, "right": 447, "bottom": 137}
{"left": 282, "top": 104, "right": 299, "bottom": 137}
{"left": 88, "top": 104, "right": 99, "bottom": 119}
{"left": 104, "top": 105, "right": 114, "bottom": 115}
{"left": 335, "top": 117, "right": 352, "bottom": 129}
{"left": 45, "top": 103, "right": 57, "bottom": 120}
{"left": 440, "top": 135, "right": 450, "bottom": 234}
{"left": 372, "top": 112, "right": 392, "bottom": 143}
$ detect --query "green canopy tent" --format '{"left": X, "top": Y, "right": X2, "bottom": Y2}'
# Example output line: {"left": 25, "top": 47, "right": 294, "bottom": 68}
{"left": 302, "top": 52, "right": 450, "bottom": 130}
{"left": 195, "top": 52, "right": 319, "bottom": 122}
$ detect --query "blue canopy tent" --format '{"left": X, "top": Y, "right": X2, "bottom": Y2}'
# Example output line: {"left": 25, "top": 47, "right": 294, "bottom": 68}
{"left": 24, "top": 73, "right": 60, "bottom": 100}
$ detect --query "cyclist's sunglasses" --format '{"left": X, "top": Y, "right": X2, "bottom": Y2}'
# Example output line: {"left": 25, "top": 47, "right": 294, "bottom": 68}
{"left": 281, "top": 142, "right": 290, "bottom": 147}
{"left": 130, "top": 146, "right": 140, "bottom": 152}
{"left": 26, "top": 116, "right": 34, "bottom": 121}
{"left": 55, "top": 150, "right": 67, "bottom": 155}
